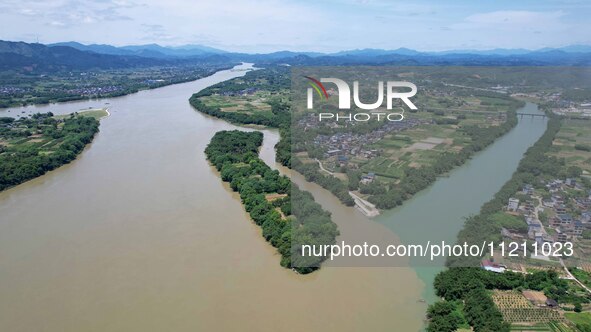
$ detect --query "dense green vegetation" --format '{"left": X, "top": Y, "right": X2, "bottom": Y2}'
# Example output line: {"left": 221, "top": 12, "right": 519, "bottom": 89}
{"left": 426, "top": 300, "right": 468, "bottom": 332}
{"left": 488, "top": 212, "right": 529, "bottom": 233}
{"left": 428, "top": 268, "right": 591, "bottom": 332}
{"left": 275, "top": 127, "right": 291, "bottom": 167}
{"left": 291, "top": 157, "right": 355, "bottom": 206}
{"left": 0, "top": 112, "right": 100, "bottom": 191}
{"left": 565, "top": 312, "right": 591, "bottom": 332}
{"left": 570, "top": 269, "right": 591, "bottom": 290}
{"left": 194, "top": 66, "right": 290, "bottom": 96}
{"left": 204, "top": 130, "right": 338, "bottom": 274}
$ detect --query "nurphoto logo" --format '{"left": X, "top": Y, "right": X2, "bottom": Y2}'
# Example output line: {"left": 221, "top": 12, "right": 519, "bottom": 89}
{"left": 304, "top": 76, "right": 418, "bottom": 122}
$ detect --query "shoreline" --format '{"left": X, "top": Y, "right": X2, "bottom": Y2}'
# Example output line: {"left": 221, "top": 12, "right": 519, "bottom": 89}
{"left": 349, "top": 191, "right": 380, "bottom": 217}
{"left": 0, "top": 65, "right": 238, "bottom": 111}
{"left": 0, "top": 63, "right": 427, "bottom": 332}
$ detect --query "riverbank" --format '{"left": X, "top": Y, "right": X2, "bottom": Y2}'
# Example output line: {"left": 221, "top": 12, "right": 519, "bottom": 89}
{"left": 349, "top": 191, "right": 380, "bottom": 217}
{"left": 377, "top": 102, "right": 549, "bottom": 305}
{"left": 189, "top": 66, "right": 531, "bottom": 215}
{"left": 422, "top": 113, "right": 559, "bottom": 330}
{"left": 204, "top": 130, "right": 339, "bottom": 273}
{"left": 0, "top": 64, "right": 238, "bottom": 110}
{"left": 186, "top": 67, "right": 556, "bottom": 331}
{"left": 53, "top": 107, "right": 110, "bottom": 120}
{"left": 0, "top": 112, "right": 101, "bottom": 191}
{"left": 0, "top": 64, "right": 426, "bottom": 332}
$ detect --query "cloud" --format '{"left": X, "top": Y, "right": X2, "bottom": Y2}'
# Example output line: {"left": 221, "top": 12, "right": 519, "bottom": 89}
{"left": 141, "top": 23, "right": 164, "bottom": 32}
{"left": 48, "top": 20, "right": 67, "bottom": 27}
{"left": 0, "top": 0, "right": 590, "bottom": 52}
{"left": 1, "top": 0, "right": 136, "bottom": 28}
{"left": 459, "top": 10, "right": 566, "bottom": 30}
{"left": 141, "top": 23, "right": 177, "bottom": 42}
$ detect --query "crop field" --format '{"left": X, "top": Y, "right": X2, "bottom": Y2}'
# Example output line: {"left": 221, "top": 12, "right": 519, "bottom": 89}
{"left": 199, "top": 92, "right": 274, "bottom": 115}
{"left": 570, "top": 268, "right": 591, "bottom": 289}
{"left": 510, "top": 322, "right": 574, "bottom": 332}
{"left": 0, "top": 64, "right": 223, "bottom": 108}
{"left": 322, "top": 104, "right": 508, "bottom": 185}
{"left": 356, "top": 120, "right": 466, "bottom": 181}
{"left": 358, "top": 156, "right": 406, "bottom": 179}
{"left": 549, "top": 119, "right": 591, "bottom": 174}
{"left": 564, "top": 312, "right": 591, "bottom": 331}
{"left": 492, "top": 291, "right": 564, "bottom": 324}
{"left": 0, "top": 112, "right": 103, "bottom": 156}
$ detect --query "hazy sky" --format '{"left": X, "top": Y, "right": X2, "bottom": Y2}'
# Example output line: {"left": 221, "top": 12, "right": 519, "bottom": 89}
{"left": 0, "top": 0, "right": 590, "bottom": 52}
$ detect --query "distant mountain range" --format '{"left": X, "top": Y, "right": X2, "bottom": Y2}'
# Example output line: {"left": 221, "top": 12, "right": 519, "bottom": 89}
{"left": 0, "top": 40, "right": 166, "bottom": 71}
{"left": 49, "top": 41, "right": 227, "bottom": 58}
{"left": 1, "top": 40, "right": 591, "bottom": 73}
{"left": 0, "top": 40, "right": 232, "bottom": 72}
{"left": 48, "top": 41, "right": 591, "bottom": 58}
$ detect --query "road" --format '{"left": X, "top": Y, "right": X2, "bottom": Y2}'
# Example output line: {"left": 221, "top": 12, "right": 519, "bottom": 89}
{"left": 315, "top": 158, "right": 334, "bottom": 175}
{"left": 560, "top": 258, "right": 591, "bottom": 294}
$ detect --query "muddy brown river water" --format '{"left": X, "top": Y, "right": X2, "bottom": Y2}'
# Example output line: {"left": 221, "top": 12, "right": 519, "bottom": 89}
{"left": 0, "top": 64, "right": 425, "bottom": 332}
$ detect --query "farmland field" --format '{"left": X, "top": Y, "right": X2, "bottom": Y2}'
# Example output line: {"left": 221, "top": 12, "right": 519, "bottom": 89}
{"left": 564, "top": 312, "right": 591, "bottom": 331}
{"left": 492, "top": 290, "right": 564, "bottom": 324}
{"left": 549, "top": 119, "right": 591, "bottom": 175}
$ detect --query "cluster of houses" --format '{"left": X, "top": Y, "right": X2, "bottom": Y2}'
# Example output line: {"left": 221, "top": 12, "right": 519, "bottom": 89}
{"left": 308, "top": 117, "right": 429, "bottom": 168}
{"left": 552, "top": 106, "right": 591, "bottom": 118}
{"left": 505, "top": 178, "right": 591, "bottom": 247}
{"left": 0, "top": 86, "right": 30, "bottom": 95}
{"left": 317, "top": 131, "right": 381, "bottom": 165}
{"left": 63, "top": 85, "right": 122, "bottom": 96}
{"left": 219, "top": 87, "right": 258, "bottom": 97}
{"left": 535, "top": 91, "right": 591, "bottom": 117}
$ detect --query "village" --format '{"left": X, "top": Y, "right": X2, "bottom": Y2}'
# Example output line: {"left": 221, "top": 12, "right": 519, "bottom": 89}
{"left": 502, "top": 178, "right": 591, "bottom": 255}
{"left": 63, "top": 85, "right": 123, "bottom": 96}
{"left": 306, "top": 116, "right": 430, "bottom": 167}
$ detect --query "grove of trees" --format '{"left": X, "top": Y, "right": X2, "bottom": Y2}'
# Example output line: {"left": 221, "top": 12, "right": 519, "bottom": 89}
{"left": 205, "top": 130, "right": 338, "bottom": 273}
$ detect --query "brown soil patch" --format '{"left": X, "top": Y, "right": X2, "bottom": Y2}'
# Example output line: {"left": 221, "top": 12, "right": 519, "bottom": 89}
{"left": 265, "top": 193, "right": 288, "bottom": 202}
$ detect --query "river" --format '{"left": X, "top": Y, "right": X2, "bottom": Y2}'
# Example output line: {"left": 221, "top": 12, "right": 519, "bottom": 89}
{"left": 0, "top": 64, "right": 426, "bottom": 332}
{"left": 376, "top": 101, "right": 548, "bottom": 302}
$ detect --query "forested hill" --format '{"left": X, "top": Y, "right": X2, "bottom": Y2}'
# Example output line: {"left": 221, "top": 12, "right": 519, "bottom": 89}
{"left": 4, "top": 40, "right": 591, "bottom": 74}
{"left": 0, "top": 40, "right": 173, "bottom": 72}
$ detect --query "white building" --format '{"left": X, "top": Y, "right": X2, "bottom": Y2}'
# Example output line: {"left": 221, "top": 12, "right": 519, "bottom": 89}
{"left": 507, "top": 198, "right": 520, "bottom": 212}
